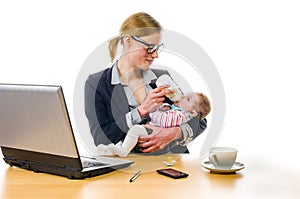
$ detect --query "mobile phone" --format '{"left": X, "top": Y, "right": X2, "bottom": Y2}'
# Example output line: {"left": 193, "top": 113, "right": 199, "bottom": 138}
{"left": 156, "top": 168, "right": 189, "bottom": 179}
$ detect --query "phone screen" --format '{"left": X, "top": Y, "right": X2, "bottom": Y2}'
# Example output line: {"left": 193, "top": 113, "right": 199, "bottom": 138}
{"left": 157, "top": 168, "right": 189, "bottom": 179}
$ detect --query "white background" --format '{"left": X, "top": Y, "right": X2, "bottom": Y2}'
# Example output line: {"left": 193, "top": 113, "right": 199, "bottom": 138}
{"left": 1, "top": 0, "right": 300, "bottom": 169}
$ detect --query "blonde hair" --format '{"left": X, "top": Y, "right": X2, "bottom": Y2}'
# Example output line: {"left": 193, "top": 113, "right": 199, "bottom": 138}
{"left": 196, "top": 93, "right": 211, "bottom": 120}
{"left": 108, "top": 12, "right": 162, "bottom": 62}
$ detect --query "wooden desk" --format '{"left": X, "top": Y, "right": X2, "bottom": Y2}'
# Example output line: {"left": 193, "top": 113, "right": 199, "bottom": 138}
{"left": 0, "top": 154, "right": 299, "bottom": 199}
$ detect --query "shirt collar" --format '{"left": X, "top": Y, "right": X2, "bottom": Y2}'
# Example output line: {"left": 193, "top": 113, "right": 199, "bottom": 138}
{"left": 111, "top": 61, "right": 157, "bottom": 85}
{"left": 142, "top": 69, "right": 157, "bottom": 84}
{"left": 111, "top": 62, "right": 121, "bottom": 85}
{"left": 171, "top": 104, "right": 194, "bottom": 119}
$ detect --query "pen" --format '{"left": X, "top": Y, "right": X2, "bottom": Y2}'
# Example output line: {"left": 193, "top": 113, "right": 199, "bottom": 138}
{"left": 129, "top": 171, "right": 142, "bottom": 182}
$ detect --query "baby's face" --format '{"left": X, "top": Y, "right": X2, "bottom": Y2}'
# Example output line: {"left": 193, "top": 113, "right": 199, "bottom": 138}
{"left": 174, "top": 92, "right": 199, "bottom": 113}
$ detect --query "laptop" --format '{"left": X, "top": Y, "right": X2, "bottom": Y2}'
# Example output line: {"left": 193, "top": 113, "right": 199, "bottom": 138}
{"left": 0, "top": 83, "right": 133, "bottom": 179}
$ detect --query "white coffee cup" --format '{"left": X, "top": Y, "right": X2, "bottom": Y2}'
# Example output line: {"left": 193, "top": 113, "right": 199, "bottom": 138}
{"left": 209, "top": 147, "right": 237, "bottom": 169}
{"left": 156, "top": 74, "right": 182, "bottom": 102}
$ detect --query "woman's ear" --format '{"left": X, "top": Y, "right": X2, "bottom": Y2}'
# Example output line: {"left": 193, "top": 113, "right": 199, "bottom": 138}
{"left": 123, "top": 34, "right": 132, "bottom": 47}
{"left": 191, "top": 110, "right": 198, "bottom": 118}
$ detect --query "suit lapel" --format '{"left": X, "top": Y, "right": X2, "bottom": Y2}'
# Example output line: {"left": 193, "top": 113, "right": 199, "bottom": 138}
{"left": 110, "top": 84, "right": 130, "bottom": 116}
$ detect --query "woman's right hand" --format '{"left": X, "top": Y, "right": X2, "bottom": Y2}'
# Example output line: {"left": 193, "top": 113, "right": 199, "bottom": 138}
{"left": 137, "top": 84, "right": 172, "bottom": 117}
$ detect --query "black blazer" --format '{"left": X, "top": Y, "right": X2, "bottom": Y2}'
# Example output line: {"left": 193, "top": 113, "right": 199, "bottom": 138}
{"left": 84, "top": 65, "right": 207, "bottom": 154}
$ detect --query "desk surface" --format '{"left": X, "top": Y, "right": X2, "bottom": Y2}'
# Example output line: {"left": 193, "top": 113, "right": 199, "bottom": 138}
{"left": 0, "top": 154, "right": 299, "bottom": 199}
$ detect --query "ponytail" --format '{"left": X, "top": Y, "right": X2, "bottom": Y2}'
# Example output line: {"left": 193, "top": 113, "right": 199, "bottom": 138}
{"left": 108, "top": 36, "right": 120, "bottom": 62}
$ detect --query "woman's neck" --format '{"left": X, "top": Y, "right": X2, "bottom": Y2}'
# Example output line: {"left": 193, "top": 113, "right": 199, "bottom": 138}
{"left": 117, "top": 55, "right": 147, "bottom": 105}
{"left": 117, "top": 56, "right": 143, "bottom": 84}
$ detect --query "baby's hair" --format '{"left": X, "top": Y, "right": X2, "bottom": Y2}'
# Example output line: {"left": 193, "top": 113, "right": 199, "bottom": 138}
{"left": 196, "top": 93, "right": 211, "bottom": 120}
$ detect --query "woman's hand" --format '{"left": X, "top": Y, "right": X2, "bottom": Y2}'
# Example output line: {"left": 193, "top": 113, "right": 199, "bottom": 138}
{"left": 137, "top": 85, "right": 172, "bottom": 117}
{"left": 137, "top": 124, "right": 182, "bottom": 153}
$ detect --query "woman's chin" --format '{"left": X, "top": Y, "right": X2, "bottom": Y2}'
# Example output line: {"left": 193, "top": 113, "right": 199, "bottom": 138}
{"left": 138, "top": 63, "right": 151, "bottom": 70}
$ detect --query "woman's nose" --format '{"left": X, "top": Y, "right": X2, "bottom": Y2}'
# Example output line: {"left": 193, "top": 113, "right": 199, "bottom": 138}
{"left": 151, "top": 50, "right": 159, "bottom": 58}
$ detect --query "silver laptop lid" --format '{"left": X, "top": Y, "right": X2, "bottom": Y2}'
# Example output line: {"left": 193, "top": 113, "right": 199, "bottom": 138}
{"left": 0, "top": 84, "right": 79, "bottom": 158}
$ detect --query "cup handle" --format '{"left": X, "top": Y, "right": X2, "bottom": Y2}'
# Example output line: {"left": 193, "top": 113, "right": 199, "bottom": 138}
{"left": 209, "top": 154, "right": 218, "bottom": 166}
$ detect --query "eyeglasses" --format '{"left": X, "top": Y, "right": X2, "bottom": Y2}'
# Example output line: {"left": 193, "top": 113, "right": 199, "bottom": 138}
{"left": 131, "top": 35, "right": 164, "bottom": 54}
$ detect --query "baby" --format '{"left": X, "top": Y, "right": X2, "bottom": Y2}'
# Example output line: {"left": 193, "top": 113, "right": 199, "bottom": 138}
{"left": 97, "top": 92, "right": 211, "bottom": 157}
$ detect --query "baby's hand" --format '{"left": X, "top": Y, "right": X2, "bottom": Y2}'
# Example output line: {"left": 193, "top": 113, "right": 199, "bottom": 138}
{"left": 161, "top": 103, "right": 171, "bottom": 111}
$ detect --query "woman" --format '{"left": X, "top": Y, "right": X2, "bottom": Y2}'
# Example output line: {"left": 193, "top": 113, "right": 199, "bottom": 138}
{"left": 85, "top": 12, "right": 207, "bottom": 154}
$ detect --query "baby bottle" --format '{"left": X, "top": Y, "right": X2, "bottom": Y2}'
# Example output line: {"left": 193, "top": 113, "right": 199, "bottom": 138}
{"left": 156, "top": 74, "right": 182, "bottom": 102}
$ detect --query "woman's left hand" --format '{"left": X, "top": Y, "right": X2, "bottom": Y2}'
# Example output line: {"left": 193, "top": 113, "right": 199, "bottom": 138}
{"left": 138, "top": 124, "right": 182, "bottom": 153}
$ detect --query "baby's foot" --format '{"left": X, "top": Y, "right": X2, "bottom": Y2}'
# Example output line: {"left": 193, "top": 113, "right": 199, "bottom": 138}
{"left": 97, "top": 144, "right": 116, "bottom": 156}
{"left": 111, "top": 147, "right": 130, "bottom": 157}
{"left": 110, "top": 141, "right": 129, "bottom": 157}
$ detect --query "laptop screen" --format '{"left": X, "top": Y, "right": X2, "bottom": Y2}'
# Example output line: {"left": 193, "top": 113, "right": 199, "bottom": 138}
{"left": 0, "top": 84, "right": 80, "bottom": 159}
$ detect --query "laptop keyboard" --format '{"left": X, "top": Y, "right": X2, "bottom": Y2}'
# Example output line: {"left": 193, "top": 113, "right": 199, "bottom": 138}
{"left": 82, "top": 161, "right": 107, "bottom": 168}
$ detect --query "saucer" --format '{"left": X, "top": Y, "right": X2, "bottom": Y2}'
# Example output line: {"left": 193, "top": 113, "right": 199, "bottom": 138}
{"left": 201, "top": 161, "right": 245, "bottom": 174}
